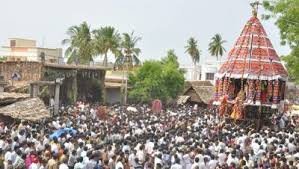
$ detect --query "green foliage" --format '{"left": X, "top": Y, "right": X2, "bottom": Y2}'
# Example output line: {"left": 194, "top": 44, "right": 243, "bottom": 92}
{"left": 208, "top": 34, "right": 226, "bottom": 60}
{"left": 62, "top": 22, "right": 94, "bottom": 64}
{"left": 263, "top": 0, "right": 299, "bottom": 83}
{"left": 128, "top": 50, "right": 185, "bottom": 103}
{"left": 115, "top": 32, "right": 142, "bottom": 69}
{"left": 185, "top": 37, "right": 200, "bottom": 65}
{"left": 92, "top": 26, "right": 121, "bottom": 66}
{"left": 283, "top": 47, "right": 299, "bottom": 81}
{"left": 62, "top": 23, "right": 142, "bottom": 68}
{"left": 161, "top": 49, "right": 179, "bottom": 67}
{"left": 0, "top": 56, "right": 7, "bottom": 61}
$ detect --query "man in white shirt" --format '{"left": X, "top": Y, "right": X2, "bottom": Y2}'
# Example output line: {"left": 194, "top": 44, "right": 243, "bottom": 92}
{"left": 74, "top": 157, "right": 84, "bottom": 169}
{"left": 122, "top": 141, "right": 131, "bottom": 154}
{"left": 171, "top": 158, "right": 183, "bottom": 169}
{"left": 59, "top": 161, "right": 69, "bottom": 169}
{"left": 154, "top": 154, "right": 163, "bottom": 169}
{"left": 217, "top": 149, "right": 227, "bottom": 166}
{"left": 191, "top": 157, "right": 200, "bottom": 169}
{"left": 208, "top": 155, "right": 218, "bottom": 169}
{"left": 115, "top": 157, "right": 124, "bottom": 169}
{"left": 287, "top": 139, "right": 296, "bottom": 153}
{"left": 4, "top": 149, "right": 12, "bottom": 167}
{"left": 251, "top": 140, "right": 260, "bottom": 155}
{"left": 198, "top": 157, "right": 210, "bottom": 169}
{"left": 226, "top": 153, "right": 239, "bottom": 167}
{"left": 136, "top": 145, "right": 145, "bottom": 163}
{"left": 129, "top": 150, "right": 137, "bottom": 168}
{"left": 145, "top": 139, "right": 155, "bottom": 155}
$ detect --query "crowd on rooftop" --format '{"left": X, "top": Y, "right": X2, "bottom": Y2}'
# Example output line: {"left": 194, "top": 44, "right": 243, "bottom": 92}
{"left": 0, "top": 101, "right": 298, "bottom": 169}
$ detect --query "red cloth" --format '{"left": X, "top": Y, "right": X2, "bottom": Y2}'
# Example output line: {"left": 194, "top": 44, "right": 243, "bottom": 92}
{"left": 261, "top": 91, "right": 267, "bottom": 103}
{"left": 152, "top": 99, "right": 162, "bottom": 113}
{"left": 219, "top": 95, "right": 228, "bottom": 117}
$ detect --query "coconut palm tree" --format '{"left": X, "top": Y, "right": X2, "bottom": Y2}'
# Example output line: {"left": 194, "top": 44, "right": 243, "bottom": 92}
{"left": 62, "top": 22, "right": 93, "bottom": 64}
{"left": 208, "top": 34, "right": 226, "bottom": 61}
{"left": 92, "top": 26, "right": 121, "bottom": 67}
{"left": 116, "top": 32, "right": 141, "bottom": 69}
{"left": 162, "top": 49, "right": 180, "bottom": 67}
{"left": 185, "top": 37, "right": 200, "bottom": 80}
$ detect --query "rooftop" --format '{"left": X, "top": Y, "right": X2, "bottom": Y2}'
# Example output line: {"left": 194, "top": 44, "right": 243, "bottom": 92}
{"left": 8, "top": 38, "right": 35, "bottom": 41}
{"left": 44, "top": 63, "right": 112, "bottom": 71}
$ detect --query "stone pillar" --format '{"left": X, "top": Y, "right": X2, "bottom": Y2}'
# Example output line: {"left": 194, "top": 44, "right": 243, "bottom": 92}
{"left": 0, "top": 85, "right": 4, "bottom": 92}
{"left": 103, "top": 87, "right": 107, "bottom": 104}
{"left": 30, "top": 84, "right": 39, "bottom": 98}
{"left": 54, "top": 79, "right": 61, "bottom": 115}
{"left": 100, "top": 71, "right": 106, "bottom": 104}
{"left": 0, "top": 82, "right": 6, "bottom": 92}
{"left": 72, "top": 73, "right": 78, "bottom": 103}
{"left": 0, "top": 76, "right": 7, "bottom": 92}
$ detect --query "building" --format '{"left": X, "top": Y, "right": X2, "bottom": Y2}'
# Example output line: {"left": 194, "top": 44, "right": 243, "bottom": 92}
{"left": 200, "top": 58, "right": 221, "bottom": 83}
{"left": 0, "top": 38, "right": 62, "bottom": 63}
{"left": 180, "top": 57, "right": 221, "bottom": 84}
{"left": 180, "top": 65, "right": 201, "bottom": 81}
{"left": 178, "top": 80, "right": 214, "bottom": 106}
{"left": 104, "top": 71, "right": 128, "bottom": 104}
{"left": 0, "top": 61, "right": 108, "bottom": 104}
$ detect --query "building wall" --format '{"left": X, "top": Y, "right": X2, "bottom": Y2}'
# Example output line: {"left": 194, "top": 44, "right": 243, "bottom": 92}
{"left": 180, "top": 59, "right": 220, "bottom": 84}
{"left": 200, "top": 63, "right": 219, "bottom": 84}
{"left": 106, "top": 88, "right": 121, "bottom": 104}
{"left": 10, "top": 38, "right": 36, "bottom": 47}
{"left": 180, "top": 65, "right": 201, "bottom": 81}
{"left": 0, "top": 38, "right": 62, "bottom": 63}
{"left": 37, "top": 48, "right": 62, "bottom": 62}
{"left": 0, "top": 61, "right": 42, "bottom": 81}
{"left": 0, "top": 47, "right": 62, "bottom": 63}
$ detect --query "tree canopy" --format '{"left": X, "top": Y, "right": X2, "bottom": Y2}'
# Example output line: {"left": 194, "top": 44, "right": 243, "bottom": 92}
{"left": 62, "top": 22, "right": 94, "bottom": 64}
{"left": 115, "top": 32, "right": 142, "bottom": 69}
{"left": 208, "top": 34, "right": 226, "bottom": 61}
{"left": 185, "top": 37, "right": 200, "bottom": 65}
{"left": 263, "top": 0, "right": 299, "bottom": 82}
{"left": 128, "top": 50, "right": 185, "bottom": 103}
{"left": 62, "top": 23, "right": 142, "bottom": 67}
{"left": 92, "top": 26, "right": 121, "bottom": 66}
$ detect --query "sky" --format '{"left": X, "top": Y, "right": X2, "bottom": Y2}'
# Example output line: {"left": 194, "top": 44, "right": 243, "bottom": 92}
{"left": 0, "top": 0, "right": 290, "bottom": 65}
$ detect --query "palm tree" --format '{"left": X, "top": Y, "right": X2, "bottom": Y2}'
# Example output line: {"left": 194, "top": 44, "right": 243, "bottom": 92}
{"left": 162, "top": 49, "right": 180, "bottom": 67}
{"left": 116, "top": 31, "right": 142, "bottom": 69}
{"left": 208, "top": 34, "right": 226, "bottom": 61}
{"left": 92, "top": 26, "right": 121, "bottom": 67}
{"left": 118, "top": 31, "right": 141, "bottom": 105}
{"left": 185, "top": 37, "right": 200, "bottom": 80}
{"left": 62, "top": 22, "right": 93, "bottom": 64}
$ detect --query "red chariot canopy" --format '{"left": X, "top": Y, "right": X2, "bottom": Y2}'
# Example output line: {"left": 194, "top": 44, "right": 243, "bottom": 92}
{"left": 216, "top": 16, "right": 288, "bottom": 81}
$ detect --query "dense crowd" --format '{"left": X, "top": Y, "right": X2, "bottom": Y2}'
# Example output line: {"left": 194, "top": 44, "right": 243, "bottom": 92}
{"left": 0, "top": 101, "right": 298, "bottom": 169}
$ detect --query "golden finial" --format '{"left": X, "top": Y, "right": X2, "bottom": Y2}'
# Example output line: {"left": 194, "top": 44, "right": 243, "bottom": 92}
{"left": 250, "top": 1, "right": 260, "bottom": 17}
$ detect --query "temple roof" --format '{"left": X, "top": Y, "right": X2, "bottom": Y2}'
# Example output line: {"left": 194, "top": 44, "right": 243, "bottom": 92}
{"left": 216, "top": 16, "right": 288, "bottom": 81}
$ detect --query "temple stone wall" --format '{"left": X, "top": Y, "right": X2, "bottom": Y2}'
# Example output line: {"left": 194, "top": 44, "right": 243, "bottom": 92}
{"left": 0, "top": 61, "right": 42, "bottom": 82}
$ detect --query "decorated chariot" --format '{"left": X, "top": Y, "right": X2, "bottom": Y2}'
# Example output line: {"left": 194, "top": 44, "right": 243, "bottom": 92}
{"left": 214, "top": 5, "right": 288, "bottom": 124}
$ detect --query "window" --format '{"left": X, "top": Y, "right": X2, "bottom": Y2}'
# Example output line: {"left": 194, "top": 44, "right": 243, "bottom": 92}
{"left": 206, "top": 73, "right": 214, "bottom": 80}
{"left": 10, "top": 40, "right": 16, "bottom": 47}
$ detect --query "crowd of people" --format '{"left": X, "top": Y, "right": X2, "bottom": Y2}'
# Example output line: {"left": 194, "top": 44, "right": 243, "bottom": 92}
{"left": 0, "top": 101, "right": 298, "bottom": 169}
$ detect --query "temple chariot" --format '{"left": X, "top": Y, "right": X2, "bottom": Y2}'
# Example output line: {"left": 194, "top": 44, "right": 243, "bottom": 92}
{"left": 213, "top": 4, "right": 288, "bottom": 124}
